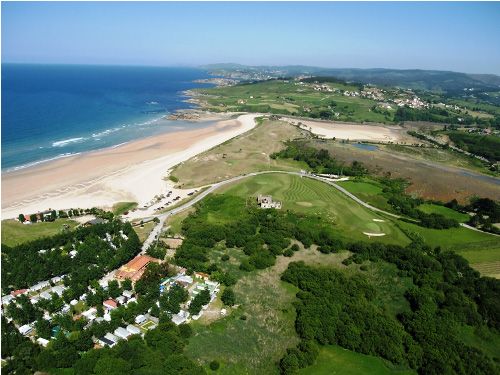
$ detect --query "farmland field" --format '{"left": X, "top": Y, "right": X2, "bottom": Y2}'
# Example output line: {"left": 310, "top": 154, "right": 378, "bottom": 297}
{"left": 1, "top": 218, "right": 78, "bottom": 247}
{"left": 217, "top": 173, "right": 409, "bottom": 244}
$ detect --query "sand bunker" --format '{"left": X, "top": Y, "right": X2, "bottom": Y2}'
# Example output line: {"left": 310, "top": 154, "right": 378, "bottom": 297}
{"left": 363, "top": 232, "right": 386, "bottom": 237}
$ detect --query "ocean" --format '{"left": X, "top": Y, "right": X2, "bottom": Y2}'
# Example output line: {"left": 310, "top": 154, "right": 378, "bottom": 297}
{"left": 1, "top": 64, "right": 214, "bottom": 171}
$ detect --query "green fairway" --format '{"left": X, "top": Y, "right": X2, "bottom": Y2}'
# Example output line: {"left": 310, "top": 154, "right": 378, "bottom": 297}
{"left": 417, "top": 203, "right": 470, "bottom": 222}
{"left": 299, "top": 345, "right": 415, "bottom": 375}
{"left": 1, "top": 218, "right": 78, "bottom": 247}
{"left": 218, "top": 173, "right": 409, "bottom": 244}
{"left": 337, "top": 179, "right": 393, "bottom": 211}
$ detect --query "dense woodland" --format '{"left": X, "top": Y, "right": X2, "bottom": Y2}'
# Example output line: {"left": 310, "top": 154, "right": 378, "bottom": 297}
{"left": 446, "top": 131, "right": 500, "bottom": 162}
{"left": 280, "top": 241, "right": 500, "bottom": 375}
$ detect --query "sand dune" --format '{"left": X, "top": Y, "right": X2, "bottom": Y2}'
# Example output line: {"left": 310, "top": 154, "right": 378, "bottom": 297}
{"left": 2, "top": 114, "right": 259, "bottom": 219}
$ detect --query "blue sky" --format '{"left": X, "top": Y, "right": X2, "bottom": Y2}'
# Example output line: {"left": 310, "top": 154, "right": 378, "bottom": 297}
{"left": 2, "top": 2, "right": 500, "bottom": 74}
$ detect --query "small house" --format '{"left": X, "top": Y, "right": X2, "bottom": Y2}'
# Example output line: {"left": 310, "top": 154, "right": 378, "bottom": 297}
{"left": 114, "top": 327, "right": 131, "bottom": 340}
{"left": 126, "top": 325, "right": 141, "bottom": 335}
{"left": 19, "top": 324, "right": 32, "bottom": 336}
{"left": 135, "top": 314, "right": 146, "bottom": 324}
{"left": 103, "top": 299, "right": 117, "bottom": 310}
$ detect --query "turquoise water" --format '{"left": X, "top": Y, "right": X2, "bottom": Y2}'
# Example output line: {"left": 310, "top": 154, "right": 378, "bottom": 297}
{"left": 2, "top": 64, "right": 214, "bottom": 171}
{"left": 353, "top": 143, "right": 378, "bottom": 151}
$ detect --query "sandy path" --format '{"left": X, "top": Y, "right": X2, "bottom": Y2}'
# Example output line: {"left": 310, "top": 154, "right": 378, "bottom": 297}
{"left": 2, "top": 114, "right": 259, "bottom": 219}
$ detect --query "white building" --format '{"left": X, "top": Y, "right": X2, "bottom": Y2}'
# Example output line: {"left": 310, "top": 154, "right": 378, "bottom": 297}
{"left": 172, "top": 310, "right": 190, "bottom": 325}
{"left": 19, "top": 324, "right": 32, "bottom": 336}
{"left": 126, "top": 325, "right": 141, "bottom": 335}
{"left": 135, "top": 314, "right": 146, "bottom": 324}
{"left": 114, "top": 327, "right": 131, "bottom": 340}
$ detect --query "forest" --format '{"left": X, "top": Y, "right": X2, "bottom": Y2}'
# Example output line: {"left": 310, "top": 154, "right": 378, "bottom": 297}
{"left": 280, "top": 239, "right": 500, "bottom": 374}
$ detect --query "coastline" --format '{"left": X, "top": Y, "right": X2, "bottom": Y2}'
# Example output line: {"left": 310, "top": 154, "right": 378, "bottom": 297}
{"left": 1, "top": 113, "right": 259, "bottom": 219}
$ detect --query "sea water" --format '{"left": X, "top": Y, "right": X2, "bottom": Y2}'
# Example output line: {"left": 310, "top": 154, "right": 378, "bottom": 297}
{"left": 1, "top": 64, "right": 213, "bottom": 171}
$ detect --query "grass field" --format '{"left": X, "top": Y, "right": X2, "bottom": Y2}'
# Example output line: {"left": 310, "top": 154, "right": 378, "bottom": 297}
{"left": 133, "top": 221, "right": 156, "bottom": 243}
{"left": 218, "top": 173, "right": 409, "bottom": 244}
{"left": 112, "top": 201, "right": 138, "bottom": 215}
{"left": 417, "top": 203, "right": 470, "bottom": 222}
{"left": 171, "top": 118, "right": 307, "bottom": 188}
{"left": 397, "top": 221, "right": 500, "bottom": 278}
{"left": 337, "top": 178, "right": 393, "bottom": 212}
{"left": 298, "top": 345, "right": 415, "bottom": 375}
{"left": 1, "top": 218, "right": 78, "bottom": 247}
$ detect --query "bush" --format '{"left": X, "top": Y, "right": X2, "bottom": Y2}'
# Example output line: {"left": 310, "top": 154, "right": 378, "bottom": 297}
{"left": 221, "top": 288, "right": 236, "bottom": 306}
{"left": 221, "top": 254, "right": 230, "bottom": 262}
{"left": 283, "top": 248, "right": 294, "bottom": 257}
{"left": 209, "top": 360, "right": 220, "bottom": 371}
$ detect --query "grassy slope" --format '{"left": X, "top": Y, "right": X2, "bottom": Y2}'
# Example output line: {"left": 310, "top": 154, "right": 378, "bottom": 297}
{"left": 337, "top": 179, "right": 393, "bottom": 212}
{"left": 112, "top": 201, "right": 138, "bottom": 216}
{"left": 1, "top": 219, "right": 78, "bottom": 247}
{"left": 171, "top": 119, "right": 307, "bottom": 188}
{"left": 218, "top": 173, "right": 409, "bottom": 244}
{"left": 133, "top": 221, "right": 156, "bottom": 243}
{"left": 299, "top": 345, "right": 415, "bottom": 375}
{"left": 417, "top": 203, "right": 470, "bottom": 222}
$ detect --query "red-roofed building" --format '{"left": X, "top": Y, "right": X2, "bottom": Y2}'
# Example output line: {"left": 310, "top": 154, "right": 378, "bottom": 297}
{"left": 11, "top": 289, "right": 28, "bottom": 297}
{"left": 103, "top": 299, "right": 117, "bottom": 310}
{"left": 115, "top": 255, "right": 161, "bottom": 282}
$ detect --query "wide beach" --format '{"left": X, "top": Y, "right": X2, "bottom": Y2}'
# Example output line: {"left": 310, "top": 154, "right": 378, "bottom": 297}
{"left": 2, "top": 113, "right": 259, "bottom": 219}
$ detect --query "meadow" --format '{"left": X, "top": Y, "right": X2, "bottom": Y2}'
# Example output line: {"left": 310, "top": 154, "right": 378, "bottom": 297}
{"left": 1, "top": 218, "right": 78, "bottom": 247}
{"left": 298, "top": 345, "right": 415, "bottom": 375}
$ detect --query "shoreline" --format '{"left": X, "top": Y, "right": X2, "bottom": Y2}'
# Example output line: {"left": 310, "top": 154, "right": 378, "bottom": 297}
{"left": 1, "top": 113, "right": 259, "bottom": 219}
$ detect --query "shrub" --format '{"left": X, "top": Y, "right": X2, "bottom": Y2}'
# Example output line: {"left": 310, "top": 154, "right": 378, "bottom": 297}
{"left": 209, "top": 360, "right": 220, "bottom": 371}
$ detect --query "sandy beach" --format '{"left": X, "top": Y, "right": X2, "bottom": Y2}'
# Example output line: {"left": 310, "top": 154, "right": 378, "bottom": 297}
{"left": 281, "top": 117, "right": 410, "bottom": 143}
{"left": 2, "top": 113, "right": 259, "bottom": 219}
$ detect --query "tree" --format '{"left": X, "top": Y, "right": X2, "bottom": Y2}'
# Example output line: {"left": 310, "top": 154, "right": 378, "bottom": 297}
{"left": 35, "top": 318, "right": 52, "bottom": 339}
{"left": 188, "top": 288, "right": 210, "bottom": 316}
{"left": 121, "top": 279, "right": 133, "bottom": 291}
{"left": 209, "top": 360, "right": 220, "bottom": 371}
{"left": 108, "top": 280, "right": 122, "bottom": 299}
{"left": 18, "top": 214, "right": 25, "bottom": 223}
{"left": 30, "top": 214, "right": 37, "bottom": 223}
{"left": 221, "top": 288, "right": 236, "bottom": 306}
